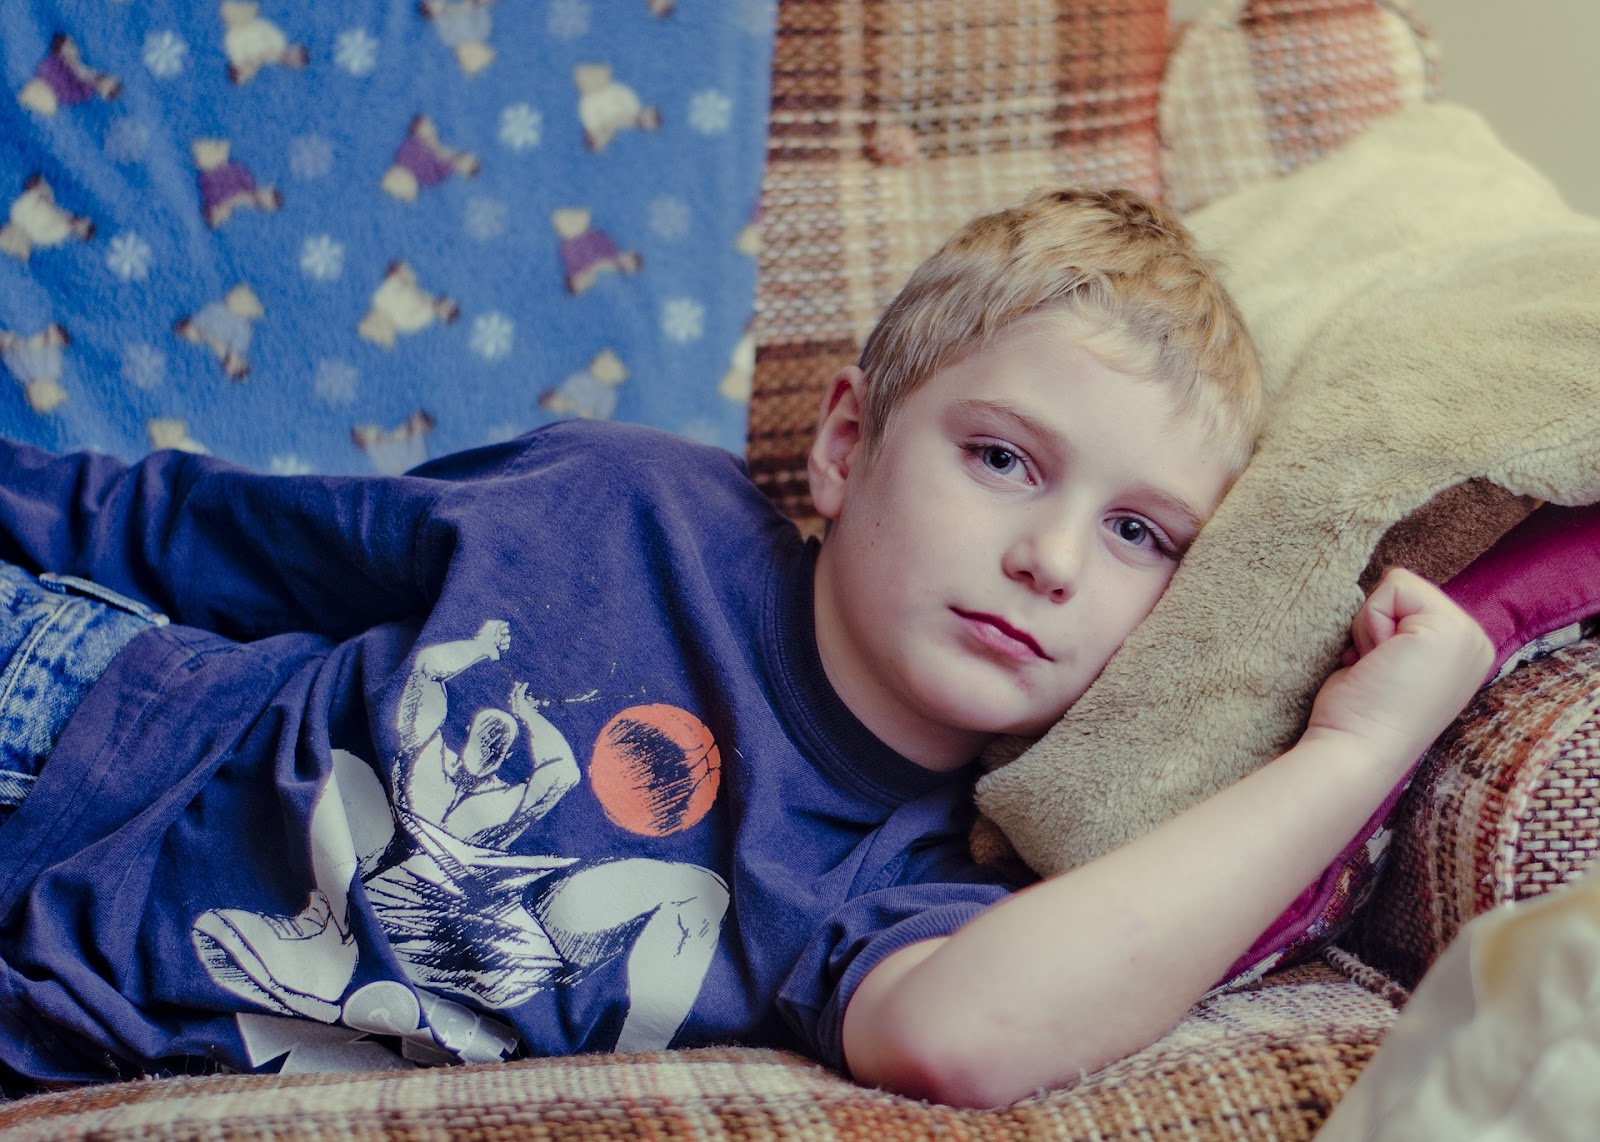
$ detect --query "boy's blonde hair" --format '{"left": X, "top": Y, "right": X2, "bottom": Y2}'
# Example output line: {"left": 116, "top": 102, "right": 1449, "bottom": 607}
{"left": 855, "top": 187, "right": 1263, "bottom": 474}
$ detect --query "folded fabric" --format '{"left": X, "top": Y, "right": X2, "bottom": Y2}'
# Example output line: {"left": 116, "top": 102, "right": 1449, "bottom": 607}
{"left": 1445, "top": 504, "right": 1600, "bottom": 679}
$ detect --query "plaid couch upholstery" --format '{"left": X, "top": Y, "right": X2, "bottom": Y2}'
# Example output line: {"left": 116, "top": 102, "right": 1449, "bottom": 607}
{"left": 1350, "top": 639, "right": 1600, "bottom": 988}
{"left": 1160, "top": 0, "right": 1440, "bottom": 215}
{"left": 747, "top": 0, "right": 1168, "bottom": 525}
{"left": 0, "top": 955, "right": 1400, "bottom": 1140}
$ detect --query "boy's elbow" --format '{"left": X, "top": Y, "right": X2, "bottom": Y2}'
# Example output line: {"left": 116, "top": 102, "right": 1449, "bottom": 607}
{"left": 856, "top": 1015, "right": 1035, "bottom": 1109}
{"left": 844, "top": 940, "right": 1109, "bottom": 1108}
{"left": 848, "top": 986, "right": 1038, "bottom": 1109}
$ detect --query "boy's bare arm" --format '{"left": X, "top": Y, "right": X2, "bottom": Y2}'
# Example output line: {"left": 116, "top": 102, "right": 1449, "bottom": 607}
{"left": 842, "top": 569, "right": 1492, "bottom": 1109}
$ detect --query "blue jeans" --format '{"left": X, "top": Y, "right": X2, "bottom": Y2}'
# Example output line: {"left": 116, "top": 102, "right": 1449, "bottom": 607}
{"left": 0, "top": 561, "right": 166, "bottom": 815}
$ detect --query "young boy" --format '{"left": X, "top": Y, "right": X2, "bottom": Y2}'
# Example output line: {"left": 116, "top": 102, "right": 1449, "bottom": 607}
{"left": 0, "top": 189, "right": 1490, "bottom": 1106}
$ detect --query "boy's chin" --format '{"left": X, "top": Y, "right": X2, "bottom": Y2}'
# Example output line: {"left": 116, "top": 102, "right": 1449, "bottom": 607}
{"left": 934, "top": 695, "right": 1072, "bottom": 744}
{"left": 908, "top": 667, "right": 1080, "bottom": 749}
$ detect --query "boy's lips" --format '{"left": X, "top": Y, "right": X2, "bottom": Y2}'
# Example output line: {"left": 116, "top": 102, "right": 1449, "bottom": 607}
{"left": 952, "top": 609, "right": 1053, "bottom": 662}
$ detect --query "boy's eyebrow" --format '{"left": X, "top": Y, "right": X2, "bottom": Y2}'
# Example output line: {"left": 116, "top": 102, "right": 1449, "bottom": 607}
{"left": 953, "top": 398, "right": 1057, "bottom": 449}
{"left": 1137, "top": 488, "right": 1209, "bottom": 545}
{"left": 953, "top": 397, "right": 1211, "bottom": 539}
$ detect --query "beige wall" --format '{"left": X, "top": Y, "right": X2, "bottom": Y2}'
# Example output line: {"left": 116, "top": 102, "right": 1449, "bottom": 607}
{"left": 1168, "top": 0, "right": 1600, "bottom": 217}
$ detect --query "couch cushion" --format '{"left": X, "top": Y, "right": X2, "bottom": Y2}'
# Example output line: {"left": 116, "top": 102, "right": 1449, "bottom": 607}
{"left": 1159, "top": 0, "right": 1439, "bottom": 215}
{"left": 747, "top": 0, "right": 1169, "bottom": 522}
{"left": 0, "top": 953, "right": 1404, "bottom": 1139}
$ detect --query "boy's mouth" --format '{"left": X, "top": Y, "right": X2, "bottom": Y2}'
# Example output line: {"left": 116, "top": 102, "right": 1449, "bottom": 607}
{"left": 952, "top": 609, "right": 1053, "bottom": 661}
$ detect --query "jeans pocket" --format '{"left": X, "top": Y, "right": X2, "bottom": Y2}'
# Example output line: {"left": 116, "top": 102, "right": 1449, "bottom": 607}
{"left": 36, "top": 573, "right": 170, "bottom": 627}
{"left": 0, "top": 572, "right": 168, "bottom": 808}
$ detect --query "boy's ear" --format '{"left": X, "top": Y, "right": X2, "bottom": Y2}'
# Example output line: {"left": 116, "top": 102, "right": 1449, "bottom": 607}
{"left": 808, "top": 366, "right": 866, "bottom": 521}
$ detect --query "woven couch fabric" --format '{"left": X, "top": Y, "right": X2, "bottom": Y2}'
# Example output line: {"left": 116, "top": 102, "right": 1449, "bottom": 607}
{"left": 1159, "top": 0, "right": 1439, "bottom": 216}
{"left": 1348, "top": 639, "right": 1600, "bottom": 989}
{"left": 0, "top": 956, "right": 1402, "bottom": 1140}
{"left": 747, "top": 0, "right": 1168, "bottom": 521}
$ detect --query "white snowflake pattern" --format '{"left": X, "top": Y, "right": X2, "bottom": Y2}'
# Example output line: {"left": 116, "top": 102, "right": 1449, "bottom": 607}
{"left": 143, "top": 30, "right": 188, "bottom": 78}
{"left": 733, "top": 0, "right": 778, "bottom": 36}
{"left": 688, "top": 90, "right": 733, "bottom": 136}
{"left": 106, "top": 232, "right": 152, "bottom": 282}
{"left": 289, "top": 134, "right": 334, "bottom": 180}
{"left": 498, "top": 104, "right": 543, "bottom": 151}
{"left": 547, "top": 0, "right": 591, "bottom": 39}
{"left": 649, "top": 196, "right": 691, "bottom": 241}
{"left": 335, "top": 28, "right": 379, "bottom": 76}
{"left": 661, "top": 297, "right": 706, "bottom": 344}
{"left": 469, "top": 313, "right": 514, "bottom": 361}
{"left": 121, "top": 343, "right": 166, "bottom": 390}
{"left": 464, "top": 196, "right": 509, "bottom": 241}
{"left": 313, "top": 358, "right": 359, "bottom": 405}
{"left": 269, "top": 454, "right": 316, "bottom": 476}
{"left": 299, "top": 235, "right": 345, "bottom": 282}
{"left": 104, "top": 119, "right": 152, "bottom": 163}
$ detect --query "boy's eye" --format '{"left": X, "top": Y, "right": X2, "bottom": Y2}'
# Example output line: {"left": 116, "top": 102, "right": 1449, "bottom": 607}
{"left": 962, "top": 440, "right": 1034, "bottom": 485}
{"left": 1109, "top": 515, "right": 1176, "bottom": 557}
{"left": 980, "top": 445, "right": 1020, "bottom": 475}
{"left": 960, "top": 441, "right": 1036, "bottom": 486}
{"left": 1113, "top": 517, "right": 1150, "bottom": 544}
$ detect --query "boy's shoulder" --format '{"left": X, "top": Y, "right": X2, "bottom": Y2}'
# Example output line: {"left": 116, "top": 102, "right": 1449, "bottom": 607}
{"left": 500, "top": 418, "right": 745, "bottom": 471}
{"left": 419, "top": 420, "right": 786, "bottom": 544}
{"left": 414, "top": 418, "right": 751, "bottom": 489}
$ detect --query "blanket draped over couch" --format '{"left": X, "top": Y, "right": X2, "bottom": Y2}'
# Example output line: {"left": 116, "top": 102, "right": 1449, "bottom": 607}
{"left": 0, "top": 4, "right": 773, "bottom": 468}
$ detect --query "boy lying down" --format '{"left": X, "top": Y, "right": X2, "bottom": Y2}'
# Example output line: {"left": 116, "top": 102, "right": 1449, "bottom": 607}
{"left": 0, "top": 188, "right": 1490, "bottom": 1106}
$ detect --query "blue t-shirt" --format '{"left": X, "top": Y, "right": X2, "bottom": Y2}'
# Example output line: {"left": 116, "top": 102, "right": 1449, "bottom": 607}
{"left": 0, "top": 421, "right": 1012, "bottom": 1084}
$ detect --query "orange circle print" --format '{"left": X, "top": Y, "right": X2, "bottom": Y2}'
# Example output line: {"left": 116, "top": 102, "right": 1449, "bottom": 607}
{"left": 589, "top": 704, "right": 723, "bottom": 837}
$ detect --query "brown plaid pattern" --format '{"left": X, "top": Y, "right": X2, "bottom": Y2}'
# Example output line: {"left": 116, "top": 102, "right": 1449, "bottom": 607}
{"left": 1159, "top": 0, "right": 1441, "bottom": 216}
{"left": 1347, "top": 638, "right": 1600, "bottom": 988}
{"left": 747, "top": 0, "right": 1169, "bottom": 523}
{"left": 0, "top": 955, "right": 1401, "bottom": 1140}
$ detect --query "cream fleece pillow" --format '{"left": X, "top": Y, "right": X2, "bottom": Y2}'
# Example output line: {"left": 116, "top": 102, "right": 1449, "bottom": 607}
{"left": 976, "top": 101, "right": 1600, "bottom": 877}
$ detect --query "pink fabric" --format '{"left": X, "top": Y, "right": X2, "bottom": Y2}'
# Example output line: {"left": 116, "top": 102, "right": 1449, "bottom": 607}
{"left": 1222, "top": 502, "right": 1600, "bottom": 985}
{"left": 1443, "top": 502, "right": 1600, "bottom": 676}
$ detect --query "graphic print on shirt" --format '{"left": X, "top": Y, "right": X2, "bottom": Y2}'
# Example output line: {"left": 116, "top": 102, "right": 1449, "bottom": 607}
{"left": 191, "top": 620, "right": 730, "bottom": 1071}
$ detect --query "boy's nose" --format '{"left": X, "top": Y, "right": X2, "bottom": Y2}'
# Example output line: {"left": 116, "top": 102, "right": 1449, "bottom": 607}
{"left": 1003, "top": 519, "right": 1086, "bottom": 601}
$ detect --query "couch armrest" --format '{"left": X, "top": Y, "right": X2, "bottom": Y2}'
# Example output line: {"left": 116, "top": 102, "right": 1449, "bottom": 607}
{"left": 1344, "top": 638, "right": 1600, "bottom": 987}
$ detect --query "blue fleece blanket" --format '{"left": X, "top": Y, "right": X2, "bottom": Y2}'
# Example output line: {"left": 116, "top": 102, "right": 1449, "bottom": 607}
{"left": 0, "top": 1, "right": 773, "bottom": 474}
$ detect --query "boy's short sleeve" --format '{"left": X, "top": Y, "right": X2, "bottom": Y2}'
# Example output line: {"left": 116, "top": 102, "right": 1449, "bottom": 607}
{"left": 777, "top": 842, "right": 1013, "bottom": 1074}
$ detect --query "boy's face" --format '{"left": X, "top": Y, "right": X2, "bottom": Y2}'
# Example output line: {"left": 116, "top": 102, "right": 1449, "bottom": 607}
{"left": 808, "top": 315, "right": 1233, "bottom": 771}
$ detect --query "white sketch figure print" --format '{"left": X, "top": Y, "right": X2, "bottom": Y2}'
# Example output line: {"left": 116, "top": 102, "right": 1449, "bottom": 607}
{"left": 191, "top": 619, "right": 730, "bottom": 1070}
{"left": 192, "top": 746, "right": 522, "bottom": 1069}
